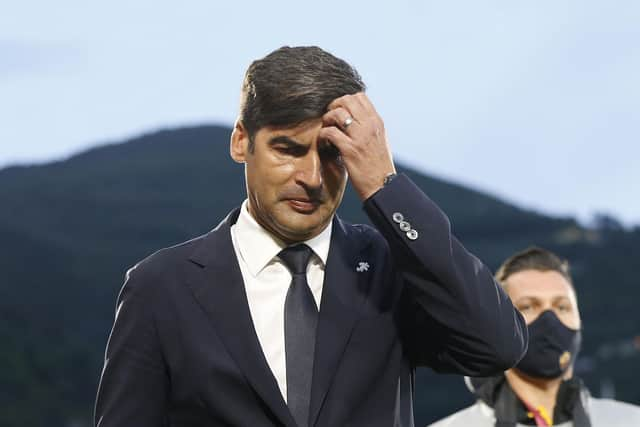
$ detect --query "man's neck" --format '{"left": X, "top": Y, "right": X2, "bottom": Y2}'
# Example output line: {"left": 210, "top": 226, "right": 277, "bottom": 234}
{"left": 504, "top": 369, "right": 570, "bottom": 424}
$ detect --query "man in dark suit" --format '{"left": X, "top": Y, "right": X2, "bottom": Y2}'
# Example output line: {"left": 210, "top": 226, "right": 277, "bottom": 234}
{"left": 95, "top": 46, "right": 528, "bottom": 427}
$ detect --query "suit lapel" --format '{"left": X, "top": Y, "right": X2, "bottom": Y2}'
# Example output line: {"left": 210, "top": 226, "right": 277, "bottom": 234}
{"left": 309, "top": 217, "right": 371, "bottom": 426}
{"left": 187, "top": 209, "right": 296, "bottom": 427}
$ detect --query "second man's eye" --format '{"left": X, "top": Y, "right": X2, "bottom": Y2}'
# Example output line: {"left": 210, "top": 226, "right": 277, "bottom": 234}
{"left": 518, "top": 304, "right": 532, "bottom": 313}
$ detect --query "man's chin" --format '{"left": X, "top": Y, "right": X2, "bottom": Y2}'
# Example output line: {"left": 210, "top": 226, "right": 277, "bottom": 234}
{"left": 273, "top": 218, "right": 329, "bottom": 243}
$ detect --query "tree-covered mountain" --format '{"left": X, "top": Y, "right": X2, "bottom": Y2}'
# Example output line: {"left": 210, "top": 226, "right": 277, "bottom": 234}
{"left": 1, "top": 125, "right": 638, "bottom": 426}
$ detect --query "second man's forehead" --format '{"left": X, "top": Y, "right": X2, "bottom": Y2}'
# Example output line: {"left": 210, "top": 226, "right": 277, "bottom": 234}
{"left": 514, "top": 294, "right": 573, "bottom": 303}
{"left": 506, "top": 270, "right": 575, "bottom": 295}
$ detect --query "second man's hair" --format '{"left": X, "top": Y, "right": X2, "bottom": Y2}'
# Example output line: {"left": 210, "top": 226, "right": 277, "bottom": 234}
{"left": 495, "top": 246, "right": 573, "bottom": 290}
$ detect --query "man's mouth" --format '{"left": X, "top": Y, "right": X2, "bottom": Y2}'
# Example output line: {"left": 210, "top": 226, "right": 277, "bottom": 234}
{"left": 286, "top": 198, "right": 320, "bottom": 214}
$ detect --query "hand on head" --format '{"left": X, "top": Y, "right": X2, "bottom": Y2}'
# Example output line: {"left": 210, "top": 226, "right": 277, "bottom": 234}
{"left": 320, "top": 92, "right": 396, "bottom": 200}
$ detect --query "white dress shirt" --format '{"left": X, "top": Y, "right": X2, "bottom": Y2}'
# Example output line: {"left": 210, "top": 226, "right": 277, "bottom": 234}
{"left": 230, "top": 200, "right": 332, "bottom": 402}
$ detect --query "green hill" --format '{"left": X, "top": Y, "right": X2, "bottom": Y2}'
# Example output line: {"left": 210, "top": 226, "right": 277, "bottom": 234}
{"left": 1, "top": 125, "right": 638, "bottom": 426}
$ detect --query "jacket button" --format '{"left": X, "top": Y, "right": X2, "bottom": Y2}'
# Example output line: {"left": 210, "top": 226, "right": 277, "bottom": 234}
{"left": 392, "top": 212, "right": 404, "bottom": 223}
{"left": 406, "top": 229, "right": 419, "bottom": 240}
{"left": 399, "top": 221, "right": 411, "bottom": 232}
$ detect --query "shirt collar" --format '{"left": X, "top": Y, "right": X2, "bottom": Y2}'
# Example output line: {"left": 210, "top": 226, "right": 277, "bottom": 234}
{"left": 233, "top": 199, "right": 332, "bottom": 277}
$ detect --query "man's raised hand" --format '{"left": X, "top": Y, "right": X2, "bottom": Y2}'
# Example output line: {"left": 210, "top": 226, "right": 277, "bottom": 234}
{"left": 319, "top": 92, "right": 396, "bottom": 200}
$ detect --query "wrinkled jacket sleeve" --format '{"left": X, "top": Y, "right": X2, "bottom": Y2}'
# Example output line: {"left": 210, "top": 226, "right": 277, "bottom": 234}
{"left": 363, "top": 174, "right": 528, "bottom": 375}
{"left": 94, "top": 264, "right": 169, "bottom": 426}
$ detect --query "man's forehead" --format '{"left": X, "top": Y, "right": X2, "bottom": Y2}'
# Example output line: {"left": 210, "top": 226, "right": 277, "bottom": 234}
{"left": 263, "top": 118, "right": 323, "bottom": 134}
{"left": 258, "top": 119, "right": 324, "bottom": 145}
{"left": 505, "top": 269, "right": 575, "bottom": 299}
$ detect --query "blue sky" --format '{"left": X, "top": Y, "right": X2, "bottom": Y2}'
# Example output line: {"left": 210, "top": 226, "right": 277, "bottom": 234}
{"left": 1, "top": 1, "right": 639, "bottom": 225}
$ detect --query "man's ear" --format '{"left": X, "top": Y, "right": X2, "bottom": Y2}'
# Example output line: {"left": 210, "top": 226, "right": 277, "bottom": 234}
{"left": 230, "top": 119, "right": 249, "bottom": 163}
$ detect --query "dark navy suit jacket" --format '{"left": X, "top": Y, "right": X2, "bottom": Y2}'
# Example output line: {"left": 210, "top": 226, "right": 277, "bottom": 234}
{"left": 95, "top": 174, "right": 528, "bottom": 427}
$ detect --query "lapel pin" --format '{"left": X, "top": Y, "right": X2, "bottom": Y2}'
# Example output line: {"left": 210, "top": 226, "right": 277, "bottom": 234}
{"left": 356, "top": 262, "right": 370, "bottom": 272}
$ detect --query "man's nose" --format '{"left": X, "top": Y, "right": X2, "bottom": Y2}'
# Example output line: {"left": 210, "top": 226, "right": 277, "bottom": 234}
{"left": 295, "top": 151, "right": 323, "bottom": 189}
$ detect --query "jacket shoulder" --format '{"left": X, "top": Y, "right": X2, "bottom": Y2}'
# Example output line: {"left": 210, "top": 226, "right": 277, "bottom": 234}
{"left": 136, "top": 233, "right": 207, "bottom": 269}
{"left": 121, "top": 232, "right": 211, "bottom": 294}
{"left": 589, "top": 397, "right": 640, "bottom": 424}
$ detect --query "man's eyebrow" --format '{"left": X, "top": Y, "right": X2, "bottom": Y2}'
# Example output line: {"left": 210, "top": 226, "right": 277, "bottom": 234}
{"left": 268, "top": 135, "right": 307, "bottom": 147}
{"left": 514, "top": 296, "right": 538, "bottom": 303}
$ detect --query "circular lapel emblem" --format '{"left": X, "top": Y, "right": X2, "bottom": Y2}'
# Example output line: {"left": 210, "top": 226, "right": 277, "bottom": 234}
{"left": 559, "top": 351, "right": 571, "bottom": 370}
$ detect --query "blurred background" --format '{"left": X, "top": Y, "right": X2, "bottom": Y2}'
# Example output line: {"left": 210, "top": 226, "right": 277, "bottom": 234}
{"left": 1, "top": 1, "right": 639, "bottom": 426}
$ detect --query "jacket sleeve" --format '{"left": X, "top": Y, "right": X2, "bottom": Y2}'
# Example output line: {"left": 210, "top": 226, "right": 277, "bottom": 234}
{"left": 94, "top": 264, "right": 169, "bottom": 427}
{"left": 363, "top": 174, "right": 528, "bottom": 375}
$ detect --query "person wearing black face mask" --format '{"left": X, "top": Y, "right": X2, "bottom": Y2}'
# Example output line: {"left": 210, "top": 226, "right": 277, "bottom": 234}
{"left": 429, "top": 247, "right": 640, "bottom": 427}
{"left": 516, "top": 309, "right": 581, "bottom": 381}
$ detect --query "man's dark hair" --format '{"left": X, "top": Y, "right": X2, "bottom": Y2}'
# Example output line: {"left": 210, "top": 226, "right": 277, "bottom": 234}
{"left": 239, "top": 46, "right": 365, "bottom": 151}
{"left": 495, "top": 246, "right": 574, "bottom": 290}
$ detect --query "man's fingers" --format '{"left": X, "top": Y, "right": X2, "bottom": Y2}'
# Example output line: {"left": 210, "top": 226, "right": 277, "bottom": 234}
{"left": 327, "top": 93, "right": 367, "bottom": 118}
{"left": 327, "top": 93, "right": 382, "bottom": 136}
{"left": 318, "top": 126, "right": 352, "bottom": 154}
{"left": 327, "top": 96, "right": 344, "bottom": 111}
{"left": 322, "top": 107, "right": 359, "bottom": 133}
{"left": 324, "top": 92, "right": 393, "bottom": 200}
{"left": 353, "top": 92, "right": 377, "bottom": 116}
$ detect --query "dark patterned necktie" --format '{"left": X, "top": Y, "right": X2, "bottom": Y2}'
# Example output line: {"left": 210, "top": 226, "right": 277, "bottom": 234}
{"left": 278, "top": 244, "right": 317, "bottom": 427}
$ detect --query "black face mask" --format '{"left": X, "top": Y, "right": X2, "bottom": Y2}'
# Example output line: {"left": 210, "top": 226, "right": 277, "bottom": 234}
{"left": 516, "top": 310, "right": 582, "bottom": 379}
